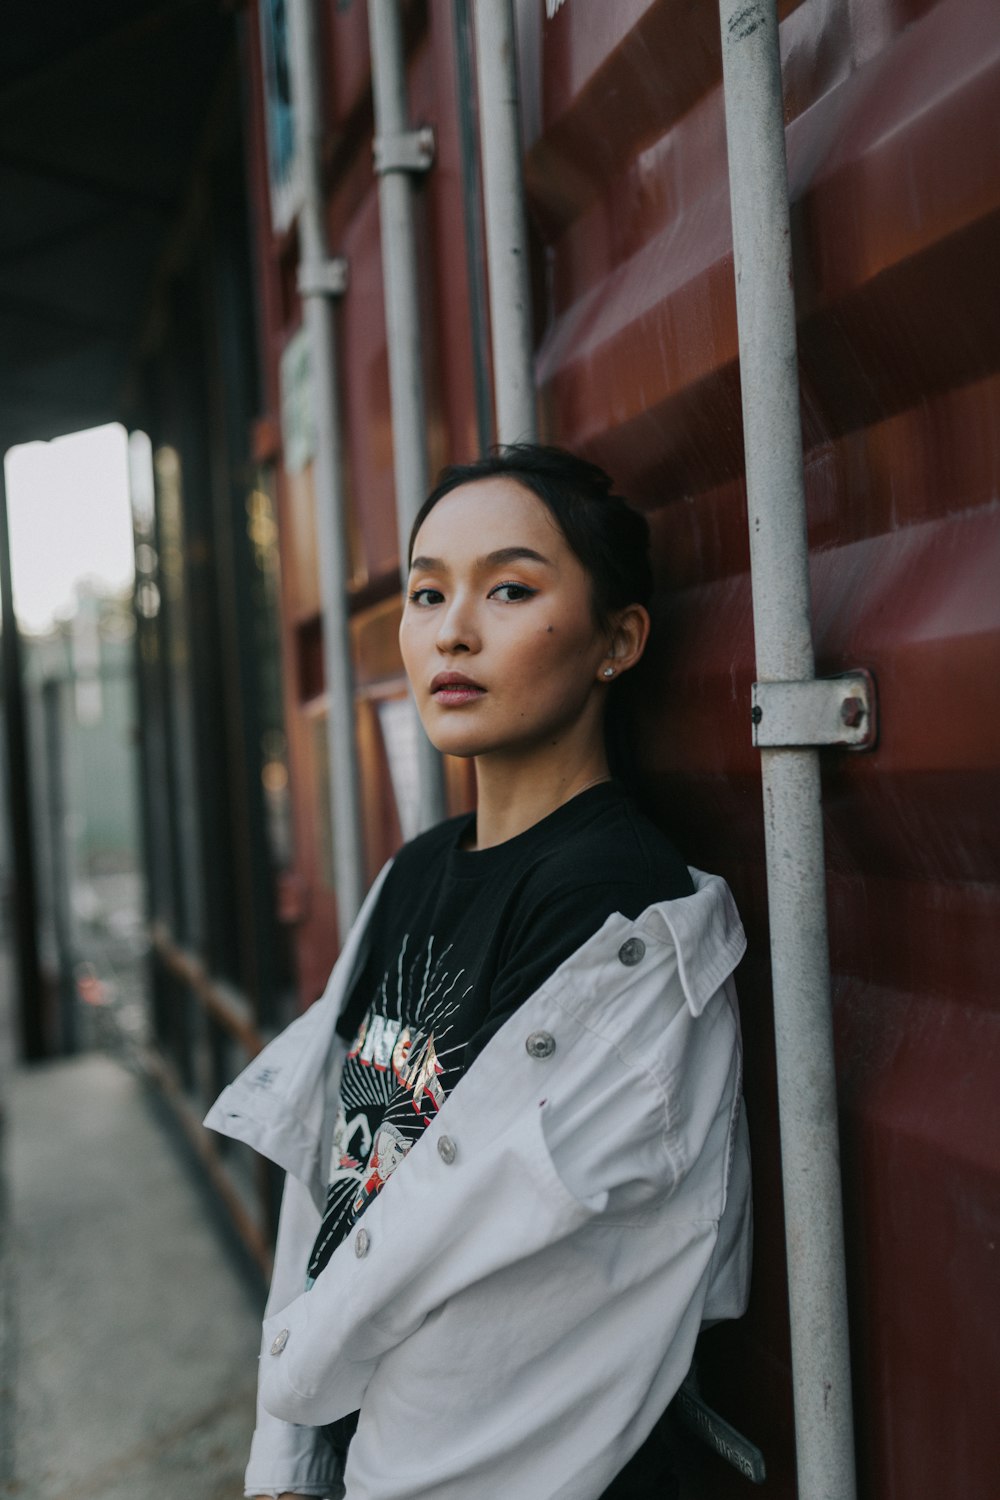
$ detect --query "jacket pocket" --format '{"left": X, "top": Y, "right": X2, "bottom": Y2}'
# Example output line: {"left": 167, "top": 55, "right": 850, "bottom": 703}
{"left": 532, "top": 1099, "right": 610, "bottom": 1220}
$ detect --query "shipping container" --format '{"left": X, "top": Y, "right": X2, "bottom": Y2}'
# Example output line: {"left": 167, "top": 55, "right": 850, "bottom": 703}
{"left": 223, "top": 1, "right": 1000, "bottom": 1495}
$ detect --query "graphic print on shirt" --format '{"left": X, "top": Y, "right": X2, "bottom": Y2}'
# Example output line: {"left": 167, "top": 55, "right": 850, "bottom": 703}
{"left": 307, "top": 934, "right": 472, "bottom": 1285}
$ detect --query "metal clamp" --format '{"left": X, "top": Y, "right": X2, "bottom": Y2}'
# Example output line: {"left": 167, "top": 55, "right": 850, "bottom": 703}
{"left": 297, "top": 257, "right": 349, "bottom": 298}
{"left": 751, "top": 669, "right": 877, "bottom": 751}
{"left": 373, "top": 126, "right": 435, "bottom": 176}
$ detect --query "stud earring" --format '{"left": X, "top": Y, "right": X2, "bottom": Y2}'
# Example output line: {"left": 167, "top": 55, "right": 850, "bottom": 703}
{"left": 602, "top": 667, "right": 615, "bottom": 679}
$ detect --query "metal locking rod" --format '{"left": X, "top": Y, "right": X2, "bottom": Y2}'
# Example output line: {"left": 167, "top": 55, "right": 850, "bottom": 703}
{"left": 718, "top": 1, "right": 859, "bottom": 1494}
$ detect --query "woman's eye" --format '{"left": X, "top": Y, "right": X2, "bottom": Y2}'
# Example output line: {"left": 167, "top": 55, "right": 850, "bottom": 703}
{"left": 408, "top": 587, "right": 444, "bottom": 606}
{"left": 488, "top": 582, "right": 537, "bottom": 603}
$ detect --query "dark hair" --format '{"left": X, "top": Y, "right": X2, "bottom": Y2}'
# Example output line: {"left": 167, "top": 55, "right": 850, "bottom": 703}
{"left": 408, "top": 444, "right": 652, "bottom": 630}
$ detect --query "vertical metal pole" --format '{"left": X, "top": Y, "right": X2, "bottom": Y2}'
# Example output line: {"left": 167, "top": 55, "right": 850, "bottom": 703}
{"left": 452, "top": 0, "right": 494, "bottom": 455}
{"left": 472, "top": 0, "right": 537, "bottom": 445}
{"left": 42, "top": 680, "right": 77, "bottom": 1055}
{"left": 287, "top": 0, "right": 367, "bottom": 931}
{"left": 0, "top": 456, "right": 45, "bottom": 1060}
{"left": 367, "top": 0, "right": 446, "bottom": 832}
{"left": 717, "top": 4, "right": 857, "bottom": 1497}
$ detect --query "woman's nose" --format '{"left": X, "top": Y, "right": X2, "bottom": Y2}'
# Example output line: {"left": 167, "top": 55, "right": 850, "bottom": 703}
{"left": 435, "top": 597, "right": 479, "bottom": 654}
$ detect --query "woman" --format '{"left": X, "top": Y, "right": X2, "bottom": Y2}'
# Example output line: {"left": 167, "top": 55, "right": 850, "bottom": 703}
{"left": 207, "top": 445, "right": 751, "bottom": 1500}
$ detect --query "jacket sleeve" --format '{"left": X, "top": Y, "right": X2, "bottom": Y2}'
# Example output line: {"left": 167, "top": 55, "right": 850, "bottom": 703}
{"left": 200, "top": 860, "right": 393, "bottom": 1496}
{"left": 255, "top": 913, "right": 748, "bottom": 1436}
{"left": 243, "top": 1171, "right": 345, "bottom": 1499}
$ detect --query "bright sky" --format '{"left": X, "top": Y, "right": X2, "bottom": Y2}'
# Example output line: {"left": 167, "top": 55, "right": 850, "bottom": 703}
{"left": 4, "top": 423, "right": 135, "bottom": 634}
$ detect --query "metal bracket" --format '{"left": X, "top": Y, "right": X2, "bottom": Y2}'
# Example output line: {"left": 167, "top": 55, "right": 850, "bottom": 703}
{"left": 674, "top": 1378, "right": 767, "bottom": 1484}
{"left": 751, "top": 669, "right": 877, "bottom": 751}
{"left": 297, "top": 257, "right": 349, "bottom": 299}
{"left": 373, "top": 126, "right": 436, "bottom": 176}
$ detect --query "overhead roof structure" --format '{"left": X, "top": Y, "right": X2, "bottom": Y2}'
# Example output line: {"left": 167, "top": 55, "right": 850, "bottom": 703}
{"left": 0, "top": 0, "right": 233, "bottom": 447}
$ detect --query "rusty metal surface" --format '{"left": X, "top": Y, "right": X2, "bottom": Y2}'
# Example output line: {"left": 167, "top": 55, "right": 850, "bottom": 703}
{"left": 251, "top": 0, "right": 482, "bottom": 1005}
{"left": 527, "top": 1, "right": 1000, "bottom": 1496}
{"left": 243, "top": 0, "right": 1000, "bottom": 1494}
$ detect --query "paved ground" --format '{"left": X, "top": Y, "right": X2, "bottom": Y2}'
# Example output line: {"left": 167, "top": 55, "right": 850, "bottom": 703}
{"left": 1, "top": 1052, "right": 264, "bottom": 1500}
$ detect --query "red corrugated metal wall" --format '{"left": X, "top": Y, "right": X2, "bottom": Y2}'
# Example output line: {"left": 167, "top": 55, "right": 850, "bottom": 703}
{"left": 245, "top": 0, "right": 1000, "bottom": 1494}
{"left": 523, "top": 0, "right": 1000, "bottom": 1494}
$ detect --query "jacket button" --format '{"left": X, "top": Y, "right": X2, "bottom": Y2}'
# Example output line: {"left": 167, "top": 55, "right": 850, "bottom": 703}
{"left": 618, "top": 937, "right": 646, "bottom": 966}
{"left": 437, "top": 1135, "right": 457, "bottom": 1164}
{"left": 525, "top": 1030, "right": 556, "bottom": 1059}
{"left": 270, "top": 1328, "right": 289, "bottom": 1355}
{"left": 355, "top": 1228, "right": 371, "bottom": 1258}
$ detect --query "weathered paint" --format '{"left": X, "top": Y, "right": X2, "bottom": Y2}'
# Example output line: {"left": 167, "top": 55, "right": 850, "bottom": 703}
{"left": 525, "top": 1, "right": 999, "bottom": 1495}
{"left": 243, "top": 1, "right": 1000, "bottom": 1494}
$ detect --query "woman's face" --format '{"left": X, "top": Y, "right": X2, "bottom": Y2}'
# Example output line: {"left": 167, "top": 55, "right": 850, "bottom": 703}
{"left": 399, "top": 478, "right": 612, "bottom": 763}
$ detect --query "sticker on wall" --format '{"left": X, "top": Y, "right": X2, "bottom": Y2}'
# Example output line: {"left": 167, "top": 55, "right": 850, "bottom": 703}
{"left": 259, "top": 0, "right": 303, "bottom": 232}
{"left": 377, "top": 697, "right": 424, "bottom": 845}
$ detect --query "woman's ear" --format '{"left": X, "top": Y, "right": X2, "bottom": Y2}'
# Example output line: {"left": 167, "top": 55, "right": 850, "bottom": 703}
{"left": 600, "top": 604, "right": 650, "bottom": 680}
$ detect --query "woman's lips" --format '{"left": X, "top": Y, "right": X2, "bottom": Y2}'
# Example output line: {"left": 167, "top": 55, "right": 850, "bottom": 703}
{"left": 430, "top": 672, "right": 486, "bottom": 706}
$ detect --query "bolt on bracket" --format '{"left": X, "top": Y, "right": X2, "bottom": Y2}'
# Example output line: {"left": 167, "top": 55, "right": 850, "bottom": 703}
{"left": 297, "top": 257, "right": 349, "bottom": 298}
{"left": 751, "top": 669, "right": 877, "bottom": 751}
{"left": 373, "top": 126, "right": 436, "bottom": 176}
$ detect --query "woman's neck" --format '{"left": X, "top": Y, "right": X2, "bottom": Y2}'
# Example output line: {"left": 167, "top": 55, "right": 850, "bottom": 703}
{"left": 470, "top": 746, "right": 611, "bottom": 850}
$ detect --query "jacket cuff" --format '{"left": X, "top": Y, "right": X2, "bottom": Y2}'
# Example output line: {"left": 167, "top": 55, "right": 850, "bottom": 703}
{"left": 244, "top": 1412, "right": 344, "bottom": 1497}
{"left": 245, "top": 1490, "right": 337, "bottom": 1498}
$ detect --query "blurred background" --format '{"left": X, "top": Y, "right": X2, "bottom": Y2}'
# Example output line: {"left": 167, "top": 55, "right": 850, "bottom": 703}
{"left": 0, "top": 2, "right": 998, "bottom": 1498}
{"left": 4, "top": 425, "right": 144, "bottom": 1061}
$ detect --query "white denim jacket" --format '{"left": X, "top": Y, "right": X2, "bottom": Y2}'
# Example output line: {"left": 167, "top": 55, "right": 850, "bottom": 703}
{"left": 205, "top": 862, "right": 752, "bottom": 1500}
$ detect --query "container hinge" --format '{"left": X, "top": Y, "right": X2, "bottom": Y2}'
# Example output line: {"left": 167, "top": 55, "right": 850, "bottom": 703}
{"left": 373, "top": 126, "right": 436, "bottom": 176}
{"left": 297, "top": 257, "right": 349, "bottom": 299}
{"left": 751, "top": 669, "right": 877, "bottom": 750}
{"left": 674, "top": 1377, "right": 767, "bottom": 1483}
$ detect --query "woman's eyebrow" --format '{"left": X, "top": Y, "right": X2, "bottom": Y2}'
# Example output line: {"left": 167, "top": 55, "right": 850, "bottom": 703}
{"left": 409, "top": 546, "right": 554, "bottom": 574}
{"left": 480, "top": 546, "right": 554, "bottom": 569}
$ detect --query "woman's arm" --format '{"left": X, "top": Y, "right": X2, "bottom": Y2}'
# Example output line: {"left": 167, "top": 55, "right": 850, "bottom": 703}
{"left": 244, "top": 1173, "right": 344, "bottom": 1498}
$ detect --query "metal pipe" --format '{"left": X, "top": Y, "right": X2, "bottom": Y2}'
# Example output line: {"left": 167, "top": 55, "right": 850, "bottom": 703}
{"left": 717, "top": 3, "right": 858, "bottom": 1496}
{"left": 367, "top": 0, "right": 446, "bottom": 833}
{"left": 472, "top": 0, "right": 536, "bottom": 445}
{"left": 0, "top": 454, "right": 45, "bottom": 1060}
{"left": 452, "top": 0, "right": 494, "bottom": 455}
{"left": 42, "top": 679, "right": 78, "bottom": 1055}
{"left": 287, "top": 0, "right": 366, "bottom": 931}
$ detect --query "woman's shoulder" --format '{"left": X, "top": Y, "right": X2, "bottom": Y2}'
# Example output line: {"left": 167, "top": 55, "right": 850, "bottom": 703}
{"left": 481, "top": 791, "right": 697, "bottom": 1028}
{"left": 525, "top": 785, "right": 694, "bottom": 908}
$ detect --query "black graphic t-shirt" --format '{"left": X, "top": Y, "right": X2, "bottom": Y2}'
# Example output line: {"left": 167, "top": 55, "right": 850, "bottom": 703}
{"left": 306, "top": 780, "right": 693, "bottom": 1286}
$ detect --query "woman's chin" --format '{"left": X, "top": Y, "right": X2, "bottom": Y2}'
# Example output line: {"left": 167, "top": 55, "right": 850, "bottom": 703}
{"left": 422, "top": 727, "right": 486, "bottom": 760}
{"left": 414, "top": 700, "right": 490, "bottom": 759}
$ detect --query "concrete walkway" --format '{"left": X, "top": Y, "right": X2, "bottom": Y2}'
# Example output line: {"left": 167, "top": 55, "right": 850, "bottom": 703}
{"left": 2, "top": 1053, "right": 264, "bottom": 1500}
